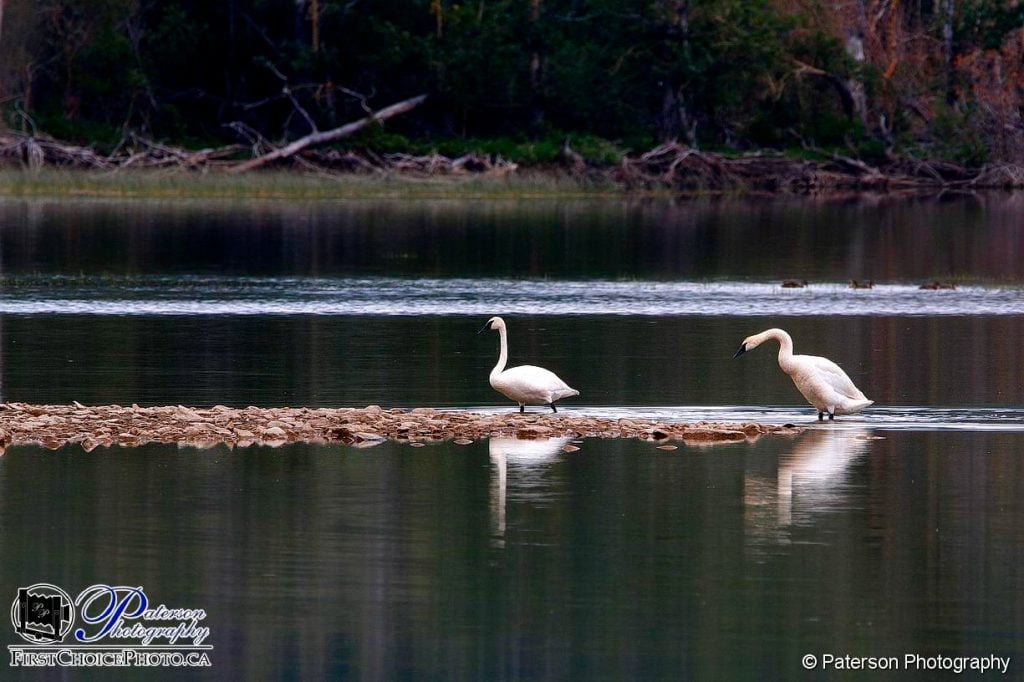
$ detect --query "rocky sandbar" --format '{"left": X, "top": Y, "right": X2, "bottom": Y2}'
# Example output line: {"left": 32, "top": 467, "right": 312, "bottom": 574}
{"left": 0, "top": 402, "right": 800, "bottom": 453}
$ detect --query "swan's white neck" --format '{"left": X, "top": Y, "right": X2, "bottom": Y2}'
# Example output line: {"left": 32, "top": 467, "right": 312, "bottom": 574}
{"left": 491, "top": 325, "right": 509, "bottom": 379}
{"left": 761, "top": 328, "right": 795, "bottom": 371}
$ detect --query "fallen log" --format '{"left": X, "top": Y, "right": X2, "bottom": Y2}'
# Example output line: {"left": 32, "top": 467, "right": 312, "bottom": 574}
{"left": 229, "top": 94, "right": 427, "bottom": 173}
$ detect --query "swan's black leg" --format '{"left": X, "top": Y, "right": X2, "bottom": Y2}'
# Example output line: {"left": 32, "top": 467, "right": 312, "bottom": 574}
{"left": 549, "top": 402, "right": 558, "bottom": 413}
{"left": 519, "top": 404, "right": 525, "bottom": 413}
{"left": 818, "top": 411, "right": 824, "bottom": 421}
{"left": 828, "top": 410, "right": 835, "bottom": 421}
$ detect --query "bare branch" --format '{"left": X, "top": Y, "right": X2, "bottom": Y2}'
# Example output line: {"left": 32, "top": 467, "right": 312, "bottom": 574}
{"left": 262, "top": 62, "right": 318, "bottom": 133}
{"left": 335, "top": 85, "right": 374, "bottom": 115}
{"left": 225, "top": 121, "right": 275, "bottom": 157}
{"left": 229, "top": 94, "right": 427, "bottom": 172}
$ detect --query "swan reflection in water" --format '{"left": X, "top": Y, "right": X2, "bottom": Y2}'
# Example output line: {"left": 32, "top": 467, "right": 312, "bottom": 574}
{"left": 489, "top": 436, "right": 571, "bottom": 546}
{"left": 744, "top": 428, "right": 871, "bottom": 549}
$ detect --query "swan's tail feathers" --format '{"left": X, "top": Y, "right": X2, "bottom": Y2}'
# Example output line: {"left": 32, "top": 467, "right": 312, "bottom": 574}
{"left": 844, "top": 398, "right": 874, "bottom": 414}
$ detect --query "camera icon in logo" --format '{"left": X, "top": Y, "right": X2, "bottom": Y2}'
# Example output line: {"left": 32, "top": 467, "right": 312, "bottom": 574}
{"left": 10, "top": 584, "right": 75, "bottom": 644}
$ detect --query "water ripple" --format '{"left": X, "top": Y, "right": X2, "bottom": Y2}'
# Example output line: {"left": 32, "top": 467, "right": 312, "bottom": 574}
{"left": 2, "top": 276, "right": 1023, "bottom": 316}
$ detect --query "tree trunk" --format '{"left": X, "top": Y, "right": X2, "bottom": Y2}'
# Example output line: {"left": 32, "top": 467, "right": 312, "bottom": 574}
{"left": 431, "top": 0, "right": 443, "bottom": 38}
{"left": 844, "top": 39, "right": 868, "bottom": 126}
{"left": 24, "top": 63, "right": 32, "bottom": 116}
{"left": 942, "top": 0, "right": 956, "bottom": 103}
{"left": 660, "top": 85, "right": 697, "bottom": 146}
{"left": 658, "top": 1, "right": 696, "bottom": 145}
{"left": 311, "top": 0, "right": 319, "bottom": 52}
{"left": 844, "top": 0, "right": 869, "bottom": 128}
{"left": 223, "top": 0, "right": 237, "bottom": 119}
{"left": 294, "top": 0, "right": 310, "bottom": 46}
{"left": 528, "top": 0, "right": 544, "bottom": 135}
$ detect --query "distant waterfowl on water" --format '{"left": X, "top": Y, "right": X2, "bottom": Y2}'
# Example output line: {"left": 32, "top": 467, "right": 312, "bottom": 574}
{"left": 478, "top": 316, "right": 579, "bottom": 413}
{"left": 732, "top": 328, "right": 873, "bottom": 420}
{"left": 919, "top": 280, "right": 957, "bottom": 290}
{"left": 781, "top": 279, "right": 808, "bottom": 288}
{"left": 850, "top": 280, "right": 874, "bottom": 289}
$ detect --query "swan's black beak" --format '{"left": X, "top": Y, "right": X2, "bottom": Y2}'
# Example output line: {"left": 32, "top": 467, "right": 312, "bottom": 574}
{"left": 476, "top": 321, "right": 492, "bottom": 335}
{"left": 732, "top": 343, "right": 747, "bottom": 359}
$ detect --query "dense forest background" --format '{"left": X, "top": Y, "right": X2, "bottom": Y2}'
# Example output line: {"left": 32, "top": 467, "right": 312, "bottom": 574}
{"left": 0, "top": 0, "right": 1022, "bottom": 165}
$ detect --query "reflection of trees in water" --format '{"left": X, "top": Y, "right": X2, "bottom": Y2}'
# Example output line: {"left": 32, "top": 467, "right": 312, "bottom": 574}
{"left": 489, "top": 436, "right": 570, "bottom": 546}
{"left": 744, "top": 429, "right": 870, "bottom": 550}
{"left": 3, "top": 194, "right": 1024, "bottom": 279}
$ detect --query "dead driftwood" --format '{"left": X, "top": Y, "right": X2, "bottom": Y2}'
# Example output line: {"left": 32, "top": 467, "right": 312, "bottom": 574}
{"left": 117, "top": 137, "right": 248, "bottom": 170}
{"left": 615, "top": 142, "right": 866, "bottom": 192}
{"left": 0, "top": 127, "right": 518, "bottom": 178}
{"left": 229, "top": 93, "right": 427, "bottom": 172}
{"left": 615, "top": 142, "right": 1024, "bottom": 191}
{"left": 0, "top": 131, "right": 245, "bottom": 170}
{"left": 1, "top": 121, "right": 1022, "bottom": 191}
{"left": 0, "top": 93, "right": 428, "bottom": 174}
{"left": 0, "top": 132, "right": 113, "bottom": 169}
{"left": 0, "top": 93, "right": 511, "bottom": 178}
{"left": 310, "top": 149, "right": 518, "bottom": 176}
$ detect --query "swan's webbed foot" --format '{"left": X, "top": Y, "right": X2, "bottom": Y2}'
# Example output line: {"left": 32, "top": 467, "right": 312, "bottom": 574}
{"left": 549, "top": 403, "right": 557, "bottom": 413}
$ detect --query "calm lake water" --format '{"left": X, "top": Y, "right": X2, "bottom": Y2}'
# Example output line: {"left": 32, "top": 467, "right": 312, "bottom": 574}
{"left": 0, "top": 194, "right": 1022, "bottom": 678}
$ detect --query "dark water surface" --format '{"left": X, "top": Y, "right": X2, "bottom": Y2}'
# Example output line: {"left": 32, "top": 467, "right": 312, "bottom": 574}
{"left": 0, "top": 195, "right": 1022, "bottom": 678}
{"left": 1, "top": 433, "right": 1021, "bottom": 680}
{"left": 3, "top": 315, "right": 1022, "bottom": 409}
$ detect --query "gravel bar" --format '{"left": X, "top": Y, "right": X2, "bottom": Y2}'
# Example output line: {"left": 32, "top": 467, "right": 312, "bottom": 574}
{"left": 0, "top": 402, "right": 801, "bottom": 453}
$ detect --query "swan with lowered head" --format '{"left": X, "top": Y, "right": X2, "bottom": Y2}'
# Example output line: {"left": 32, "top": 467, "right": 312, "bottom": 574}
{"left": 478, "top": 316, "right": 579, "bottom": 413}
{"left": 732, "top": 328, "right": 873, "bottom": 420}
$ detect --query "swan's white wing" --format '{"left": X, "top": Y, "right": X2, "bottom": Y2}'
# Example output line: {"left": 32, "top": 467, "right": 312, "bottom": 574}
{"left": 499, "top": 365, "right": 571, "bottom": 389}
{"left": 492, "top": 365, "right": 579, "bottom": 403}
{"left": 803, "top": 355, "right": 867, "bottom": 400}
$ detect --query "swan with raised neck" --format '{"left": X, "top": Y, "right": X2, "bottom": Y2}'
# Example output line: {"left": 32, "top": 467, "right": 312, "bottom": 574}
{"left": 478, "top": 316, "right": 579, "bottom": 413}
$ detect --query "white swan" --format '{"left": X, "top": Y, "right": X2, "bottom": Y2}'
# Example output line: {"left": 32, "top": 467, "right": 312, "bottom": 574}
{"left": 478, "top": 316, "right": 579, "bottom": 413}
{"left": 732, "top": 328, "right": 873, "bottom": 420}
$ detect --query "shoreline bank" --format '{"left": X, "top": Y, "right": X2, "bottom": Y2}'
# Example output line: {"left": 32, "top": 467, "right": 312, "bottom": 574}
{"left": 0, "top": 403, "right": 800, "bottom": 453}
{"left": 1, "top": 144, "right": 1022, "bottom": 201}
